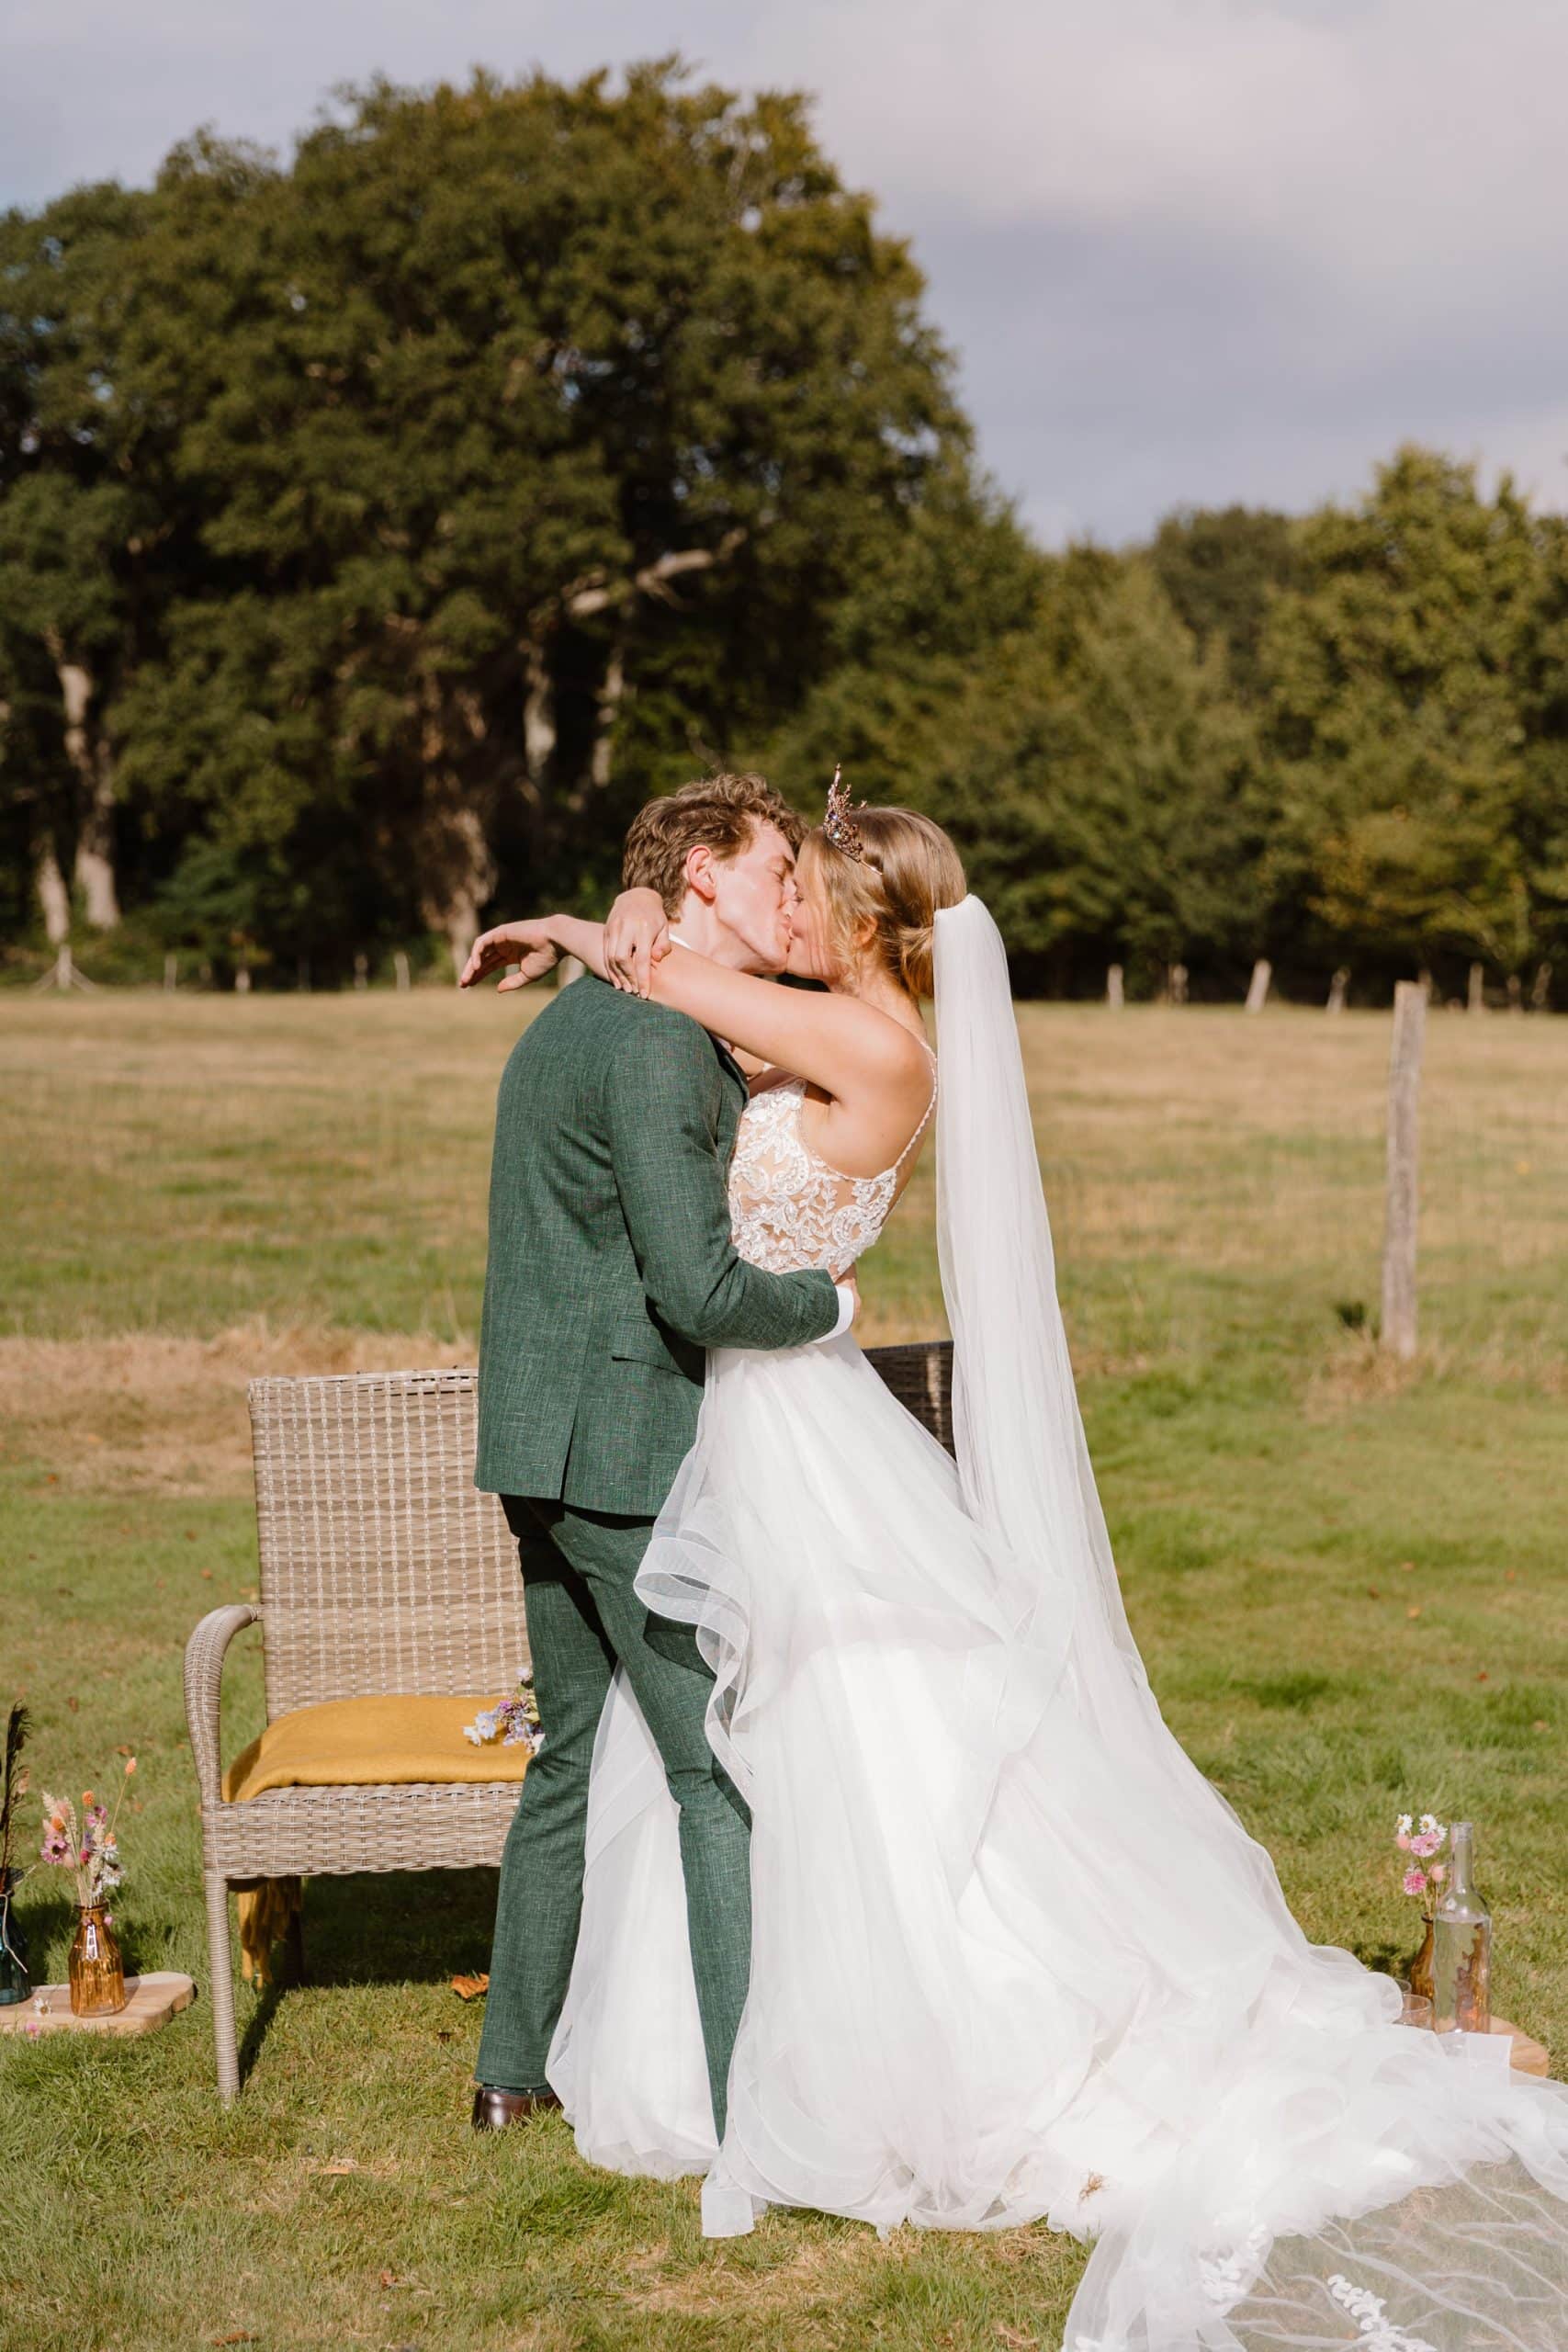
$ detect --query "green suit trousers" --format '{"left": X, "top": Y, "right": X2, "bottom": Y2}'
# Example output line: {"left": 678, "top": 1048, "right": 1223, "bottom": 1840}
{"left": 475, "top": 1493, "right": 750, "bottom": 2136}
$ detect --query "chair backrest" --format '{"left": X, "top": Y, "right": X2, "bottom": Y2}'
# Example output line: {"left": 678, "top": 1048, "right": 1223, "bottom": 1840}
{"left": 247, "top": 1343, "right": 954, "bottom": 1721}
{"left": 248, "top": 1369, "right": 526, "bottom": 1719}
{"left": 866, "top": 1340, "right": 955, "bottom": 1457}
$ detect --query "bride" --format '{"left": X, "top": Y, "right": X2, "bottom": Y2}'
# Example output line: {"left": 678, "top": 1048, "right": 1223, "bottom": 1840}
{"left": 470, "top": 779, "right": 1568, "bottom": 2350}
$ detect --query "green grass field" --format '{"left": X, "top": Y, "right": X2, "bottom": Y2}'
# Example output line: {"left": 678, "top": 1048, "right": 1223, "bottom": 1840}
{"left": 2, "top": 989, "right": 1565, "bottom": 2352}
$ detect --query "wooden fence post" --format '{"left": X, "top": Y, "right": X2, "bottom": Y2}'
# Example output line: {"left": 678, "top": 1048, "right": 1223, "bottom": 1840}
{"left": 1468, "top": 961, "right": 1484, "bottom": 1015}
{"left": 557, "top": 955, "right": 586, "bottom": 989}
{"left": 1326, "top": 967, "right": 1349, "bottom": 1015}
{"left": 1168, "top": 962, "right": 1189, "bottom": 1006}
{"left": 1531, "top": 961, "right": 1552, "bottom": 1012}
{"left": 1245, "top": 957, "right": 1271, "bottom": 1014}
{"left": 354, "top": 953, "right": 368, "bottom": 991}
{"left": 1106, "top": 963, "right": 1124, "bottom": 1010}
{"left": 1380, "top": 979, "right": 1426, "bottom": 1362}
{"left": 164, "top": 953, "right": 177, "bottom": 992}
{"left": 393, "top": 951, "right": 411, "bottom": 992}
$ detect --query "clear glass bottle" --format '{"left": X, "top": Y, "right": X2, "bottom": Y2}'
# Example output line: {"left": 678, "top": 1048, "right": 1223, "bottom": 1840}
{"left": 1432, "top": 1821, "right": 1491, "bottom": 2035}
{"left": 0, "top": 1868, "right": 30, "bottom": 2006}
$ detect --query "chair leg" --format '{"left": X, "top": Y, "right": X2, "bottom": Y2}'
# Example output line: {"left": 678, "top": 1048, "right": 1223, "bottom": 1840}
{"left": 285, "top": 1896, "right": 306, "bottom": 1986}
{"left": 204, "top": 1870, "right": 240, "bottom": 2105}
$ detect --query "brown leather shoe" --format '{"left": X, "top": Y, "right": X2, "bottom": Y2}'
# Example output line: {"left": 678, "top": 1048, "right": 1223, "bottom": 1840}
{"left": 471, "top": 2084, "right": 562, "bottom": 2132}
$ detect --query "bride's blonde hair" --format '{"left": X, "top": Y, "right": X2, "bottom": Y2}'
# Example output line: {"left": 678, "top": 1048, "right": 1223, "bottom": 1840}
{"left": 797, "top": 807, "right": 966, "bottom": 999}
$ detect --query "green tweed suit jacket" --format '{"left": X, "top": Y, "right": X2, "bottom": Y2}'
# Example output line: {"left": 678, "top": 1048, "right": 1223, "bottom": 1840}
{"left": 475, "top": 972, "right": 839, "bottom": 1517}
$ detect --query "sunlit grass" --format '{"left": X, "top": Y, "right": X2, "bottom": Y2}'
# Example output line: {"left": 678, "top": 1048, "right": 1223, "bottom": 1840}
{"left": 1, "top": 988, "right": 1564, "bottom": 2350}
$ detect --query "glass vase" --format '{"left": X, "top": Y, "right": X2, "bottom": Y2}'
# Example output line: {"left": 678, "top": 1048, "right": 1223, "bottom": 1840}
{"left": 1432, "top": 1821, "right": 1492, "bottom": 2035}
{"left": 0, "top": 1869, "right": 29, "bottom": 2006}
{"left": 68, "top": 1903, "right": 127, "bottom": 2018}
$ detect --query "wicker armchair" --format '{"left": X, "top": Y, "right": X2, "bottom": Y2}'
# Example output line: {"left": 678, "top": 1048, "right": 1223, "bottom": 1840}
{"left": 185, "top": 1345, "right": 953, "bottom": 2102}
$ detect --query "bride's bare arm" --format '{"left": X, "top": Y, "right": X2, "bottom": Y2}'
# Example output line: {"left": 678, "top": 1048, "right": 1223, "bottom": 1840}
{"left": 462, "top": 911, "right": 928, "bottom": 1116}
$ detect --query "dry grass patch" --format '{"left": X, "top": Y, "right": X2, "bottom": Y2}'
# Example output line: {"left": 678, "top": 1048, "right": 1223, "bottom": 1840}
{"left": 622, "top": 2230, "right": 914, "bottom": 2318}
{"left": 0, "top": 1324, "right": 472, "bottom": 1494}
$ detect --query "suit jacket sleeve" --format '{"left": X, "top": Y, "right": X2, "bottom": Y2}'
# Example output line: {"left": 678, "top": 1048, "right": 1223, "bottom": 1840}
{"left": 606, "top": 1016, "right": 840, "bottom": 1351}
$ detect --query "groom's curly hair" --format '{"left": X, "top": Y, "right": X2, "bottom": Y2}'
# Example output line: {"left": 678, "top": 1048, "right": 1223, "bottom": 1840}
{"left": 623, "top": 775, "right": 806, "bottom": 915}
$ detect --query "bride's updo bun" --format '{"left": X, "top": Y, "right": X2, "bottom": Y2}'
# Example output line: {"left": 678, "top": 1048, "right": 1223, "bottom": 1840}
{"left": 799, "top": 807, "right": 966, "bottom": 999}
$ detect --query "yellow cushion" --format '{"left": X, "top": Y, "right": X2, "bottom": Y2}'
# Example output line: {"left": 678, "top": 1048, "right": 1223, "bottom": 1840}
{"left": 222, "top": 1692, "right": 531, "bottom": 1804}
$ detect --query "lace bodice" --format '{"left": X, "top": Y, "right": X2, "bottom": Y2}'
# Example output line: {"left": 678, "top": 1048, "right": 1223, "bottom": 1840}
{"left": 728, "top": 1061, "right": 936, "bottom": 1274}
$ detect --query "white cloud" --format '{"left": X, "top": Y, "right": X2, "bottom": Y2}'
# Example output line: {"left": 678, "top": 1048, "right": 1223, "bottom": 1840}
{"left": 5, "top": 1, "right": 1567, "bottom": 539}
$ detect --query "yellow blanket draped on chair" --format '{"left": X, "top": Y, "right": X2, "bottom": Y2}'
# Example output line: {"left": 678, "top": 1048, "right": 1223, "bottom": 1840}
{"left": 222, "top": 1693, "right": 530, "bottom": 1984}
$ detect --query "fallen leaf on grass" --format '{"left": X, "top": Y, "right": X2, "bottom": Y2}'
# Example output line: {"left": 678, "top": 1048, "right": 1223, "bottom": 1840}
{"left": 996, "top": 2330, "right": 1039, "bottom": 2350}
{"left": 378, "top": 2268, "right": 400, "bottom": 2289}
{"left": 211, "top": 2335, "right": 257, "bottom": 2346}
{"left": 314, "top": 2159, "right": 358, "bottom": 2176}
{"left": 1406, "top": 1606, "right": 1422, "bottom": 1620}
{"left": 450, "top": 1973, "right": 490, "bottom": 2000}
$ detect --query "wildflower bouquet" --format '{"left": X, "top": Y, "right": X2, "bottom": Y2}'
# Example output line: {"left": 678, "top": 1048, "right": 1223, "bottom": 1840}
{"left": 1395, "top": 1811, "right": 1449, "bottom": 1904}
{"left": 39, "top": 1755, "right": 137, "bottom": 1909}
{"left": 463, "top": 1669, "right": 544, "bottom": 1757}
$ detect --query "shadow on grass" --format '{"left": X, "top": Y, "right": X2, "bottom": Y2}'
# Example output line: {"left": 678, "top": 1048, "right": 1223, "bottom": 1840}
{"left": 1348, "top": 1937, "right": 1411, "bottom": 1980}
{"left": 237, "top": 1865, "right": 498, "bottom": 2083}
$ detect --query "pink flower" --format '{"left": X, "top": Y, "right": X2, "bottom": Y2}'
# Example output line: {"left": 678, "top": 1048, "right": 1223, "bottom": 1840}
{"left": 1394, "top": 1831, "right": 1412, "bottom": 1851}
{"left": 1403, "top": 1868, "right": 1428, "bottom": 1897}
{"left": 1428, "top": 1862, "right": 1448, "bottom": 1884}
{"left": 1410, "top": 1831, "right": 1442, "bottom": 1860}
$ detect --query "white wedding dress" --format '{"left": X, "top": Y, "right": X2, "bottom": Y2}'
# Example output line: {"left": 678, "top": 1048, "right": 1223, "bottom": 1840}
{"left": 546, "top": 899, "right": 1568, "bottom": 2350}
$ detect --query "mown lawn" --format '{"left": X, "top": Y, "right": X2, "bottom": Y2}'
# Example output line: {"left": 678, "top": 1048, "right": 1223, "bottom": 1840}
{"left": 1, "top": 989, "right": 1564, "bottom": 2352}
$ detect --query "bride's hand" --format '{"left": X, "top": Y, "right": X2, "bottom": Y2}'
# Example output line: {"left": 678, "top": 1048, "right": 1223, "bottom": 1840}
{"left": 604, "top": 888, "right": 671, "bottom": 998}
{"left": 459, "top": 920, "right": 561, "bottom": 992}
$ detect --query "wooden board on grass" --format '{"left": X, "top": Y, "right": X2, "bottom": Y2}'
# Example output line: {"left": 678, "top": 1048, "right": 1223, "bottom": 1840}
{"left": 0, "top": 1972, "right": 196, "bottom": 2037}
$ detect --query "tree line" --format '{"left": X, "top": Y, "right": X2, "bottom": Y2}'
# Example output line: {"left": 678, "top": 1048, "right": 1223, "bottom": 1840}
{"left": 3, "top": 63, "right": 1566, "bottom": 1002}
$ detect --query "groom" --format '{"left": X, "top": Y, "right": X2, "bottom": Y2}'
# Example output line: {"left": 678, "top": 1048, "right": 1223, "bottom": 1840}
{"left": 466, "top": 773, "right": 854, "bottom": 2137}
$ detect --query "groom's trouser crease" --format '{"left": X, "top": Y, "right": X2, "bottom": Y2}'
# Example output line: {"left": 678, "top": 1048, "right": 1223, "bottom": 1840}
{"left": 478, "top": 1494, "right": 750, "bottom": 2133}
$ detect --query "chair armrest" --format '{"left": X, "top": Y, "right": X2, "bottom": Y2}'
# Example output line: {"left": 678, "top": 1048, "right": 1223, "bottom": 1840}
{"left": 184, "top": 1604, "right": 263, "bottom": 1810}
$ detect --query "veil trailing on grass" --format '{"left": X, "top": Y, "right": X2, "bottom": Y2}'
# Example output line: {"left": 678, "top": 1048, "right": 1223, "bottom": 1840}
{"left": 932, "top": 893, "right": 1568, "bottom": 2349}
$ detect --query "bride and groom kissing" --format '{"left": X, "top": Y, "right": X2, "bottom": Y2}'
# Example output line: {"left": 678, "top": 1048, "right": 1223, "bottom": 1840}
{"left": 460, "top": 771, "right": 1568, "bottom": 2351}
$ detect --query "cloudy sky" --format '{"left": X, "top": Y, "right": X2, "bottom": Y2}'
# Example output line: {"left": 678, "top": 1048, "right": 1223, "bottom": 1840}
{"left": 6, "top": 0, "right": 1567, "bottom": 545}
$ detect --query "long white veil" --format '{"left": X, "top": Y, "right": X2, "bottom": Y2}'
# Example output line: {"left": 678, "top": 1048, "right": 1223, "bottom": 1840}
{"left": 931, "top": 894, "right": 1568, "bottom": 2351}
{"left": 934, "top": 892, "right": 1302, "bottom": 1917}
{"left": 934, "top": 892, "right": 1135, "bottom": 1663}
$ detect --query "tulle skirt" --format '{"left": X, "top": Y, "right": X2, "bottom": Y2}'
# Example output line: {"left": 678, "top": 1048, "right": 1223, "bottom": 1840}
{"left": 546, "top": 1336, "right": 1568, "bottom": 2349}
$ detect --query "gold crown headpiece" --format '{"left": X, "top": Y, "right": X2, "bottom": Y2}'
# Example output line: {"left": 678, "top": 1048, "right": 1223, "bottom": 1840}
{"left": 822, "top": 763, "right": 867, "bottom": 862}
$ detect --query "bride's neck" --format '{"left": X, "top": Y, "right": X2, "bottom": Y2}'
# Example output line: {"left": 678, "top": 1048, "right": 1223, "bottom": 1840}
{"left": 833, "top": 955, "right": 922, "bottom": 1038}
